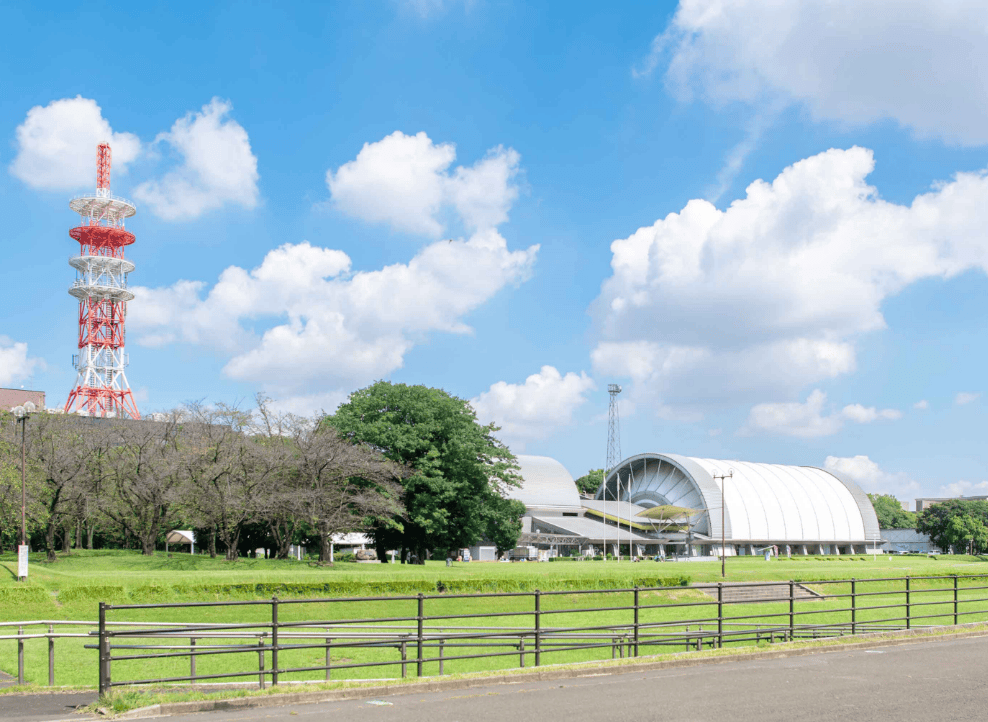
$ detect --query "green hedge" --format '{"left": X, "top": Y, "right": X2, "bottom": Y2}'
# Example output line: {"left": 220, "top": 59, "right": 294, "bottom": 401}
{"left": 37, "top": 575, "right": 693, "bottom": 606}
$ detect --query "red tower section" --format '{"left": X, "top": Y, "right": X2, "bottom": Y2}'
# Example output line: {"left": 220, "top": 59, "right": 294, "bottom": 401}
{"left": 64, "top": 143, "right": 140, "bottom": 419}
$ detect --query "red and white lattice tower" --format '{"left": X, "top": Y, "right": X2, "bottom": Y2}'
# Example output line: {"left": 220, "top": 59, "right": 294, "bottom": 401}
{"left": 64, "top": 142, "right": 140, "bottom": 419}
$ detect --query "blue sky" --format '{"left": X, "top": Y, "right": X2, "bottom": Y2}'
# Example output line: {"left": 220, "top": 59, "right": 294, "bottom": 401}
{"left": 3, "top": 0, "right": 987, "bottom": 505}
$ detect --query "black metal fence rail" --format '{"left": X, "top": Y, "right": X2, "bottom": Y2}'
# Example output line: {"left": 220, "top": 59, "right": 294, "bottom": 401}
{"left": 53, "top": 574, "right": 988, "bottom": 693}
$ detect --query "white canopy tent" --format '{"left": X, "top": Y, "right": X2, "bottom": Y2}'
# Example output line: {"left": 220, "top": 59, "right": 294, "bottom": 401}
{"left": 165, "top": 530, "right": 195, "bottom": 555}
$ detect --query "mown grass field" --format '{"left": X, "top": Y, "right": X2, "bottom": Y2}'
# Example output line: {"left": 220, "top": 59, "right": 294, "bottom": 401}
{"left": 3, "top": 550, "right": 988, "bottom": 690}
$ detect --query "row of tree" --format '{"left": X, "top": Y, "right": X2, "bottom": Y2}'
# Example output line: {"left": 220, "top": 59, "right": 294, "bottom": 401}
{"left": 917, "top": 499, "right": 988, "bottom": 554}
{"left": 0, "top": 382, "right": 526, "bottom": 563}
{"left": 867, "top": 493, "right": 988, "bottom": 554}
{"left": 867, "top": 493, "right": 918, "bottom": 529}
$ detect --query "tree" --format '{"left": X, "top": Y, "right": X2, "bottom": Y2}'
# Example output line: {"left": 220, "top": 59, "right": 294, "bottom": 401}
{"left": 18, "top": 414, "right": 91, "bottom": 561}
{"left": 253, "top": 397, "right": 406, "bottom": 564}
{"left": 917, "top": 499, "right": 988, "bottom": 552}
{"left": 325, "top": 381, "right": 522, "bottom": 560}
{"left": 103, "top": 416, "right": 185, "bottom": 556}
{"left": 179, "top": 402, "right": 276, "bottom": 561}
{"left": 948, "top": 515, "right": 988, "bottom": 555}
{"left": 285, "top": 415, "right": 405, "bottom": 564}
{"left": 480, "top": 496, "right": 527, "bottom": 555}
{"left": 574, "top": 469, "right": 604, "bottom": 496}
{"left": 867, "top": 493, "right": 917, "bottom": 529}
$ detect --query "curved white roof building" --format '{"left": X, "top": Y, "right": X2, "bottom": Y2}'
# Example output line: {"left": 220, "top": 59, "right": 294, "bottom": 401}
{"left": 507, "top": 455, "right": 583, "bottom": 514}
{"left": 597, "top": 453, "right": 880, "bottom": 545}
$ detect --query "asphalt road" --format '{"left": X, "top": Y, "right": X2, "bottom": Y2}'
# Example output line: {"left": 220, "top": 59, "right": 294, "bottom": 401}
{"left": 5, "top": 635, "right": 988, "bottom": 721}
{"left": 0, "top": 692, "right": 94, "bottom": 722}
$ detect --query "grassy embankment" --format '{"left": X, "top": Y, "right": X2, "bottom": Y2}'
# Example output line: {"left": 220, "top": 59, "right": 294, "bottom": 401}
{"left": 2, "top": 550, "right": 988, "bottom": 689}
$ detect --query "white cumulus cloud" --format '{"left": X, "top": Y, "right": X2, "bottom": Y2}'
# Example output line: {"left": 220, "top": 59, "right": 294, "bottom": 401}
{"left": 9, "top": 97, "right": 140, "bottom": 190}
{"left": 0, "top": 337, "right": 44, "bottom": 386}
{"left": 130, "top": 234, "right": 536, "bottom": 402}
{"left": 470, "top": 366, "right": 596, "bottom": 451}
{"left": 648, "top": 0, "right": 988, "bottom": 145}
{"left": 742, "top": 390, "right": 901, "bottom": 438}
{"left": 824, "top": 455, "right": 919, "bottom": 497}
{"left": 134, "top": 98, "right": 259, "bottom": 221}
{"left": 327, "top": 131, "right": 521, "bottom": 236}
{"left": 592, "top": 147, "right": 988, "bottom": 416}
{"left": 914, "top": 400, "right": 929, "bottom": 410}
{"left": 939, "top": 480, "right": 988, "bottom": 498}
{"left": 129, "top": 131, "right": 536, "bottom": 410}
{"left": 955, "top": 392, "right": 980, "bottom": 406}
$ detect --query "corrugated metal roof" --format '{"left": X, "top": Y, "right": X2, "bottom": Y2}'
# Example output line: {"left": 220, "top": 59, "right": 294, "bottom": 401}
{"left": 530, "top": 515, "right": 654, "bottom": 542}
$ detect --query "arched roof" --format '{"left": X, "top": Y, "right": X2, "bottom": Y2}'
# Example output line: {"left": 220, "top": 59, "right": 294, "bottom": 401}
{"left": 507, "top": 455, "right": 583, "bottom": 512}
{"left": 598, "top": 453, "right": 879, "bottom": 543}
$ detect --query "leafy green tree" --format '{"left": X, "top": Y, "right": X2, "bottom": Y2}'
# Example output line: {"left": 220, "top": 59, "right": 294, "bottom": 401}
{"left": 324, "top": 381, "right": 522, "bottom": 560}
{"left": 917, "top": 499, "right": 988, "bottom": 552}
{"left": 574, "top": 469, "right": 604, "bottom": 496}
{"left": 948, "top": 515, "right": 988, "bottom": 555}
{"left": 479, "top": 496, "right": 527, "bottom": 555}
{"left": 867, "top": 493, "right": 917, "bottom": 529}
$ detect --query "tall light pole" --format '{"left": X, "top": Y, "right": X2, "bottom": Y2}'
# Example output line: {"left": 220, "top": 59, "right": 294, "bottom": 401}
{"left": 11, "top": 402, "right": 36, "bottom": 582}
{"left": 713, "top": 469, "right": 733, "bottom": 578}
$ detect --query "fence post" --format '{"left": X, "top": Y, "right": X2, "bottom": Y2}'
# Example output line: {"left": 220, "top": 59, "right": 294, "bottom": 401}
{"left": 17, "top": 626, "right": 24, "bottom": 685}
{"left": 789, "top": 580, "right": 795, "bottom": 642}
{"left": 325, "top": 637, "right": 331, "bottom": 681}
{"left": 401, "top": 639, "right": 407, "bottom": 678}
{"left": 257, "top": 638, "right": 265, "bottom": 690}
{"left": 534, "top": 589, "right": 541, "bottom": 667}
{"left": 439, "top": 638, "right": 445, "bottom": 675}
{"left": 98, "top": 602, "right": 107, "bottom": 696}
{"left": 417, "top": 593, "right": 425, "bottom": 677}
{"left": 519, "top": 637, "right": 525, "bottom": 668}
{"left": 717, "top": 583, "right": 723, "bottom": 649}
{"left": 271, "top": 597, "right": 279, "bottom": 686}
{"left": 954, "top": 575, "right": 959, "bottom": 625}
{"left": 634, "top": 586, "right": 640, "bottom": 656}
{"left": 48, "top": 624, "right": 54, "bottom": 686}
{"left": 905, "top": 577, "right": 911, "bottom": 630}
{"left": 190, "top": 637, "right": 196, "bottom": 683}
{"left": 851, "top": 579, "right": 857, "bottom": 635}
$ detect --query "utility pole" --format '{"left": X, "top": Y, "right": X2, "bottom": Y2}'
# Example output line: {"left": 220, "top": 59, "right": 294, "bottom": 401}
{"left": 713, "top": 470, "right": 733, "bottom": 578}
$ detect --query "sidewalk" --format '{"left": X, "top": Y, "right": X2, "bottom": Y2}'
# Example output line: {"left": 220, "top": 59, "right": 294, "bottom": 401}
{"left": 0, "top": 692, "right": 96, "bottom": 722}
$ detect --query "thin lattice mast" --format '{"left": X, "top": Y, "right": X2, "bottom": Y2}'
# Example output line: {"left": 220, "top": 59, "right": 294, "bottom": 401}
{"left": 605, "top": 384, "right": 622, "bottom": 477}
{"left": 64, "top": 142, "right": 140, "bottom": 419}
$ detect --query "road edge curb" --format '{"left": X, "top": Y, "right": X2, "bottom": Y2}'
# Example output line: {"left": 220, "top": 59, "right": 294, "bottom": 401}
{"left": 112, "top": 622, "right": 988, "bottom": 719}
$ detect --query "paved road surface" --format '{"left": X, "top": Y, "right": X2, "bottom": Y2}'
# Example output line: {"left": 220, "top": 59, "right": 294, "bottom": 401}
{"left": 4, "top": 636, "right": 988, "bottom": 721}
{"left": 0, "top": 692, "right": 94, "bottom": 722}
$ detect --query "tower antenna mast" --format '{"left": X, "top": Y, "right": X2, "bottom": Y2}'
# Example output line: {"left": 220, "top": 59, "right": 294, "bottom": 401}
{"left": 606, "top": 384, "right": 622, "bottom": 560}
{"left": 64, "top": 142, "right": 140, "bottom": 419}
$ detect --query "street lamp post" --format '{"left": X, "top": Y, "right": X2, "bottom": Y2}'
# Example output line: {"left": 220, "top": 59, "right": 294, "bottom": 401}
{"left": 11, "top": 402, "right": 35, "bottom": 582}
{"left": 713, "top": 470, "right": 733, "bottom": 578}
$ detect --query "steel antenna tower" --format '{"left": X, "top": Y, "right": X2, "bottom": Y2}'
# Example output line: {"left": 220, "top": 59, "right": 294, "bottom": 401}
{"left": 64, "top": 142, "right": 140, "bottom": 419}
{"left": 606, "top": 384, "right": 622, "bottom": 474}
{"left": 605, "top": 384, "right": 622, "bottom": 560}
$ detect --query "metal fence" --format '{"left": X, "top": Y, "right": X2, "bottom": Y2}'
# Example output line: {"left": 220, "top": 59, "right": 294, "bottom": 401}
{"left": 10, "top": 573, "right": 988, "bottom": 694}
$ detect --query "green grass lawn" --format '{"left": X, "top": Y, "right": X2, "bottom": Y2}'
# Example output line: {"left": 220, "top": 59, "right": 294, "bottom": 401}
{"left": 3, "top": 549, "right": 988, "bottom": 691}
